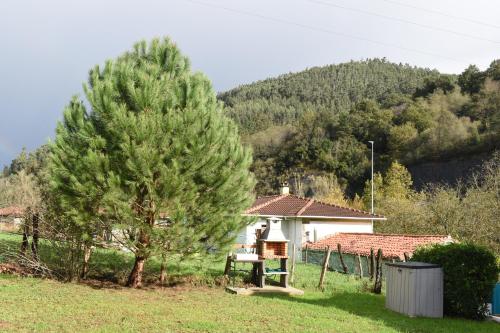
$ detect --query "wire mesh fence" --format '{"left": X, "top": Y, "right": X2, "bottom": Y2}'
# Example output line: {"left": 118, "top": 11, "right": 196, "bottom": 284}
{"left": 303, "top": 247, "right": 394, "bottom": 278}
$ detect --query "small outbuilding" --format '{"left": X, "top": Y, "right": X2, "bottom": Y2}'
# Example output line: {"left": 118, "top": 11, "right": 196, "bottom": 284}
{"left": 306, "top": 233, "right": 453, "bottom": 260}
{"left": 386, "top": 262, "right": 444, "bottom": 318}
{"left": 0, "top": 206, "right": 24, "bottom": 232}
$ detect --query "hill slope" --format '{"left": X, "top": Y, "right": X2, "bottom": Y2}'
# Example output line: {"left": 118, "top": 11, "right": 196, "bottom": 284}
{"left": 220, "top": 59, "right": 440, "bottom": 134}
{"left": 219, "top": 58, "right": 499, "bottom": 195}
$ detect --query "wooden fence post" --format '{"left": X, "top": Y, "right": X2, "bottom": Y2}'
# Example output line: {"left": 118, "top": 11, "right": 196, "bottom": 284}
{"left": 304, "top": 245, "right": 308, "bottom": 264}
{"left": 318, "top": 246, "right": 331, "bottom": 290}
{"left": 337, "top": 243, "right": 348, "bottom": 274}
{"left": 373, "top": 248, "right": 383, "bottom": 294}
{"left": 356, "top": 254, "right": 363, "bottom": 279}
{"left": 369, "top": 248, "right": 375, "bottom": 280}
{"left": 365, "top": 256, "right": 370, "bottom": 277}
{"left": 290, "top": 243, "right": 296, "bottom": 284}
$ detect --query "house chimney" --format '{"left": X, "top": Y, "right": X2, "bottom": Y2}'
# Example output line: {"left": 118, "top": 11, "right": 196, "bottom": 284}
{"left": 279, "top": 181, "right": 290, "bottom": 195}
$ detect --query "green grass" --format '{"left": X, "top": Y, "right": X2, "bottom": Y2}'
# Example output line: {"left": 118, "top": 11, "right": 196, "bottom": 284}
{"left": 0, "top": 232, "right": 499, "bottom": 333}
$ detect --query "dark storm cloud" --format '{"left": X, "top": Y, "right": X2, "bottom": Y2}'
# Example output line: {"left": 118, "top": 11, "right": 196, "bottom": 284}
{"left": 0, "top": 0, "right": 498, "bottom": 166}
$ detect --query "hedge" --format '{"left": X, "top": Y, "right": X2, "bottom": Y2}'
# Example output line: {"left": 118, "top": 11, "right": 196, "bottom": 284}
{"left": 412, "top": 243, "right": 499, "bottom": 320}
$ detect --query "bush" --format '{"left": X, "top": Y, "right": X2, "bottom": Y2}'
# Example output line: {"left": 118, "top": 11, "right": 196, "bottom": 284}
{"left": 412, "top": 243, "right": 499, "bottom": 320}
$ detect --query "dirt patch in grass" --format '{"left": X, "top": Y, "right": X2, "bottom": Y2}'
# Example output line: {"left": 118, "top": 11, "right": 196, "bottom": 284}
{"left": 134, "top": 273, "right": 230, "bottom": 289}
{"left": 78, "top": 274, "right": 227, "bottom": 293}
{"left": 79, "top": 278, "right": 124, "bottom": 290}
{"left": 0, "top": 320, "right": 14, "bottom": 329}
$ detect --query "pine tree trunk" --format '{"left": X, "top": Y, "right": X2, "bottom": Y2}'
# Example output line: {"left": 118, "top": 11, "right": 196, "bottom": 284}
{"left": 68, "top": 241, "right": 81, "bottom": 282}
{"left": 223, "top": 255, "right": 232, "bottom": 277}
{"left": 127, "top": 256, "right": 146, "bottom": 288}
{"left": 31, "top": 213, "right": 39, "bottom": 262}
{"left": 127, "top": 228, "right": 150, "bottom": 288}
{"left": 80, "top": 244, "right": 92, "bottom": 280}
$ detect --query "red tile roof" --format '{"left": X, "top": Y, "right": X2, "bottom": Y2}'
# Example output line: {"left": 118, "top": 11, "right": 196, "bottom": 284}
{"left": 244, "top": 194, "right": 384, "bottom": 219}
{"left": 0, "top": 206, "right": 24, "bottom": 217}
{"left": 306, "top": 233, "right": 453, "bottom": 259}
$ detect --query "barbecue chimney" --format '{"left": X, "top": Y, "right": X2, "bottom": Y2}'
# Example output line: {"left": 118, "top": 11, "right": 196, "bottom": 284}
{"left": 260, "top": 217, "right": 288, "bottom": 242}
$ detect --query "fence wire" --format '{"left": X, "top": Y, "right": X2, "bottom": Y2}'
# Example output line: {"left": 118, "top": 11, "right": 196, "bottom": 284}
{"left": 303, "top": 248, "right": 395, "bottom": 277}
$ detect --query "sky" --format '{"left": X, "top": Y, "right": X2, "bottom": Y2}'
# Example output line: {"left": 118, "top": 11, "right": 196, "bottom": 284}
{"left": 1, "top": 0, "right": 499, "bottom": 167}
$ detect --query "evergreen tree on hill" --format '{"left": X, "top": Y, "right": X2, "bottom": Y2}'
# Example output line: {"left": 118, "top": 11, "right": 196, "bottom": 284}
{"left": 219, "top": 59, "right": 440, "bottom": 134}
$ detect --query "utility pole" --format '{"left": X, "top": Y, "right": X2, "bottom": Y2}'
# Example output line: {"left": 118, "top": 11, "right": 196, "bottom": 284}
{"left": 368, "top": 140, "right": 374, "bottom": 215}
{"left": 368, "top": 141, "right": 374, "bottom": 232}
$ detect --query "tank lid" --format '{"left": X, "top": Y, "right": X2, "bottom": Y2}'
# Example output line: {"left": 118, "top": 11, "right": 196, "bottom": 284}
{"left": 386, "top": 262, "right": 441, "bottom": 269}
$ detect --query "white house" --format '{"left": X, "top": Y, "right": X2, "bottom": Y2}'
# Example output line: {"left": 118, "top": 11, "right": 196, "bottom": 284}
{"left": 239, "top": 184, "right": 386, "bottom": 260}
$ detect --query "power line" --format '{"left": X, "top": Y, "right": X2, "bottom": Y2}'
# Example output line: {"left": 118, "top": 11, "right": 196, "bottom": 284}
{"left": 307, "top": 0, "right": 500, "bottom": 44}
{"left": 380, "top": 0, "right": 500, "bottom": 30}
{"left": 184, "top": 0, "right": 469, "bottom": 65}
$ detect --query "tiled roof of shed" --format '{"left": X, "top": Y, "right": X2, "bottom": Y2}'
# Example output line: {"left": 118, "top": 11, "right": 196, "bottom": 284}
{"left": 244, "top": 194, "right": 384, "bottom": 219}
{"left": 306, "top": 233, "right": 453, "bottom": 259}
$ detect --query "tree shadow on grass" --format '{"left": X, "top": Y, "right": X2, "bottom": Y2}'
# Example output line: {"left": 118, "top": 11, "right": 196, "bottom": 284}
{"left": 87, "top": 248, "right": 134, "bottom": 283}
{"left": 1, "top": 232, "right": 226, "bottom": 288}
{"left": 253, "top": 292, "right": 498, "bottom": 333}
{"left": 85, "top": 249, "right": 228, "bottom": 288}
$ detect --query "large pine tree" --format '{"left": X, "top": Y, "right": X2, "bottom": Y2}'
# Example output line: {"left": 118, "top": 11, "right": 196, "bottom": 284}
{"left": 50, "top": 38, "right": 255, "bottom": 287}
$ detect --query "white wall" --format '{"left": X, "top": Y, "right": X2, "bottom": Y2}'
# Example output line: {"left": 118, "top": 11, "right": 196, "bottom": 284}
{"left": 303, "top": 220, "right": 373, "bottom": 243}
{"left": 284, "top": 218, "right": 302, "bottom": 261}
{"left": 235, "top": 219, "right": 267, "bottom": 248}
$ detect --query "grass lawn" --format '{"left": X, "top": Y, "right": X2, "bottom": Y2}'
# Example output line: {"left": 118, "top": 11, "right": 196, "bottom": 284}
{"left": 0, "top": 232, "right": 499, "bottom": 333}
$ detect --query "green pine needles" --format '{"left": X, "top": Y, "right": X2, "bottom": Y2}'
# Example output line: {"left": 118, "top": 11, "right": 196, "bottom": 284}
{"left": 49, "top": 38, "right": 255, "bottom": 287}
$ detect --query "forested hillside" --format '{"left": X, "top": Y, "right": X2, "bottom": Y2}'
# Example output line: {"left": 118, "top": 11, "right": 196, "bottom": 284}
{"left": 220, "top": 59, "right": 441, "bottom": 134}
{"left": 220, "top": 59, "right": 500, "bottom": 195}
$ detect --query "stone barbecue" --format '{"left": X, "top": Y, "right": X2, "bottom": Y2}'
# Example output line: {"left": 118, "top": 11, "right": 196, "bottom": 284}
{"left": 257, "top": 217, "right": 288, "bottom": 259}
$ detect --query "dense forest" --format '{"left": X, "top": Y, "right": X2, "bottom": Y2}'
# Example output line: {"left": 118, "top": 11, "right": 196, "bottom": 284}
{"left": 219, "top": 59, "right": 500, "bottom": 195}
